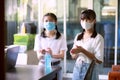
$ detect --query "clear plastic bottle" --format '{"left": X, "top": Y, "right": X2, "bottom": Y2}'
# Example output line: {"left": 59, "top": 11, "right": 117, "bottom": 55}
{"left": 44, "top": 53, "right": 52, "bottom": 74}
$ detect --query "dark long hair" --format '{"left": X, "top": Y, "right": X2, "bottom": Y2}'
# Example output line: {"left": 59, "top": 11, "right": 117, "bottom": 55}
{"left": 41, "top": 13, "right": 61, "bottom": 39}
{"left": 77, "top": 9, "right": 97, "bottom": 40}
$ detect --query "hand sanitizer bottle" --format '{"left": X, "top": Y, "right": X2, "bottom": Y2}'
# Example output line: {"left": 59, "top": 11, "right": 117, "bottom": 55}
{"left": 44, "top": 53, "right": 52, "bottom": 74}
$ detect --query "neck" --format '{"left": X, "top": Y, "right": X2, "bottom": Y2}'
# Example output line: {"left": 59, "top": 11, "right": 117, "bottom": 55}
{"left": 46, "top": 31, "right": 56, "bottom": 38}
{"left": 85, "top": 28, "right": 94, "bottom": 34}
{"left": 84, "top": 28, "right": 94, "bottom": 38}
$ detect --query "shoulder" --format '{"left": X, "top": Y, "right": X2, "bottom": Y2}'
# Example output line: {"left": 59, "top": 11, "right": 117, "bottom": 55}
{"left": 59, "top": 33, "right": 65, "bottom": 38}
{"left": 95, "top": 33, "right": 104, "bottom": 42}
{"left": 96, "top": 33, "right": 104, "bottom": 39}
{"left": 58, "top": 33, "right": 67, "bottom": 41}
{"left": 35, "top": 34, "right": 40, "bottom": 38}
{"left": 35, "top": 34, "right": 43, "bottom": 39}
{"left": 74, "top": 33, "right": 82, "bottom": 40}
{"left": 76, "top": 33, "right": 82, "bottom": 37}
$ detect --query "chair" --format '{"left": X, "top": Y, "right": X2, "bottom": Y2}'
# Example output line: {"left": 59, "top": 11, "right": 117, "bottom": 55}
{"left": 5, "top": 45, "right": 20, "bottom": 71}
{"left": 108, "top": 65, "right": 120, "bottom": 80}
{"left": 84, "top": 60, "right": 95, "bottom": 80}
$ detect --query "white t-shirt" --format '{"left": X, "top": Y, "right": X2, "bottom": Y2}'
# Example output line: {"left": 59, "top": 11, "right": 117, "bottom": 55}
{"left": 34, "top": 33, "right": 67, "bottom": 62}
{"left": 71, "top": 33, "right": 104, "bottom": 64}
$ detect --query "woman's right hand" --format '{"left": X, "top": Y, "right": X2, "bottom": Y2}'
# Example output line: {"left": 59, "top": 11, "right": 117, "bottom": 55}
{"left": 39, "top": 49, "right": 46, "bottom": 54}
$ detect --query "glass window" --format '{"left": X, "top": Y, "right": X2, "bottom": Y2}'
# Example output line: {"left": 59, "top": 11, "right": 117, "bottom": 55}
{"left": 5, "top": 0, "right": 38, "bottom": 45}
{"left": 94, "top": 0, "right": 120, "bottom": 67}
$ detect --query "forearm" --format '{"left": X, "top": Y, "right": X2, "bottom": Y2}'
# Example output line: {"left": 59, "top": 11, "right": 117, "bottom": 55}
{"left": 51, "top": 50, "right": 65, "bottom": 59}
{"left": 52, "top": 54, "right": 64, "bottom": 59}
{"left": 82, "top": 49, "right": 102, "bottom": 64}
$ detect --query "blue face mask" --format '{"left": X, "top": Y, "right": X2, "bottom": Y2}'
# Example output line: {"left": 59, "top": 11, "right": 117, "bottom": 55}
{"left": 44, "top": 22, "right": 55, "bottom": 31}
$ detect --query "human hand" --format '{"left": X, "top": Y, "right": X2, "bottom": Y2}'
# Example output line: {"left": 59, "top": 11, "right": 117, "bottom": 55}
{"left": 45, "top": 48, "right": 52, "bottom": 56}
{"left": 39, "top": 49, "right": 46, "bottom": 54}
{"left": 94, "top": 57, "right": 102, "bottom": 64}
{"left": 70, "top": 45, "right": 84, "bottom": 54}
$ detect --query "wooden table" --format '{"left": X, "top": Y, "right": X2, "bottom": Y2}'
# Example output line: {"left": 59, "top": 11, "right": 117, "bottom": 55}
{"left": 6, "top": 65, "right": 61, "bottom": 80}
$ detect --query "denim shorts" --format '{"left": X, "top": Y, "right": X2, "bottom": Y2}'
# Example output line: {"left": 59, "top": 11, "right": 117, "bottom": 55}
{"left": 72, "top": 61, "right": 90, "bottom": 80}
